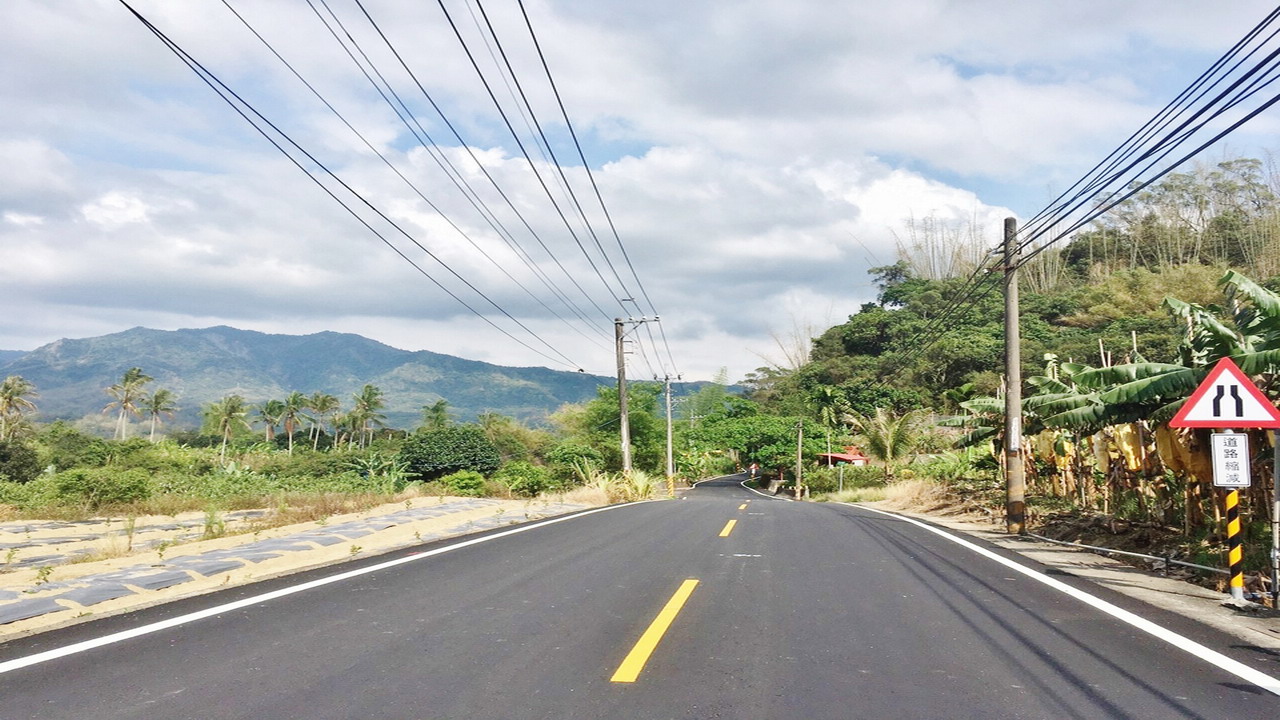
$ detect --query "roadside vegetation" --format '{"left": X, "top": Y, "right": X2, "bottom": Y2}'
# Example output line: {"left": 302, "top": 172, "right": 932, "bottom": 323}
{"left": 2, "top": 155, "right": 1278, "bottom": 600}
{"left": 740, "top": 156, "right": 1280, "bottom": 601}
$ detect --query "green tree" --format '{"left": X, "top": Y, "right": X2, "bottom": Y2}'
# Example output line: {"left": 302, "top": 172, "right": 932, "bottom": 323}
{"left": 0, "top": 439, "right": 41, "bottom": 484}
{"left": 255, "top": 399, "right": 286, "bottom": 442}
{"left": 399, "top": 425, "right": 501, "bottom": 481}
{"left": 0, "top": 375, "right": 38, "bottom": 442}
{"left": 564, "top": 384, "right": 665, "bottom": 472}
{"left": 689, "top": 414, "right": 823, "bottom": 478}
{"left": 103, "top": 367, "right": 152, "bottom": 440}
{"left": 143, "top": 388, "right": 177, "bottom": 442}
{"left": 308, "top": 392, "right": 340, "bottom": 450}
{"left": 207, "top": 395, "right": 251, "bottom": 462}
{"left": 351, "top": 384, "right": 387, "bottom": 448}
{"left": 421, "top": 399, "right": 451, "bottom": 430}
{"left": 280, "top": 391, "right": 311, "bottom": 455}
{"left": 848, "top": 408, "right": 922, "bottom": 481}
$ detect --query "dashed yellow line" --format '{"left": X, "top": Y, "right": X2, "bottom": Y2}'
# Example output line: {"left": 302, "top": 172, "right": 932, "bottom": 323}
{"left": 718, "top": 519, "right": 737, "bottom": 537}
{"left": 738, "top": 503, "right": 747, "bottom": 510}
{"left": 610, "top": 579, "right": 700, "bottom": 683}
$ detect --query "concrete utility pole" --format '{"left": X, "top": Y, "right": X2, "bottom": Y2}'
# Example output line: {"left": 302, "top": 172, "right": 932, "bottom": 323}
{"left": 615, "top": 318, "right": 632, "bottom": 473}
{"left": 1003, "top": 217, "right": 1026, "bottom": 534}
{"left": 1273, "top": 429, "right": 1279, "bottom": 605}
{"left": 664, "top": 376, "right": 675, "bottom": 496}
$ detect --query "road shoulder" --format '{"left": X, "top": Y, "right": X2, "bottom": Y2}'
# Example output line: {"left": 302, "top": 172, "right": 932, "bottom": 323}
{"left": 856, "top": 500, "right": 1280, "bottom": 654}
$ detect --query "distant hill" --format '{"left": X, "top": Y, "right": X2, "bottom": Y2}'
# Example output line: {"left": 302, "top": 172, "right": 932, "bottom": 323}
{"left": 0, "top": 350, "right": 26, "bottom": 365}
{"left": 0, "top": 326, "right": 701, "bottom": 431}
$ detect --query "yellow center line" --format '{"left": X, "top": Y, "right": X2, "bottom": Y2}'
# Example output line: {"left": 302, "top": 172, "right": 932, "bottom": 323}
{"left": 610, "top": 579, "right": 700, "bottom": 683}
{"left": 718, "top": 519, "right": 737, "bottom": 537}
{"left": 738, "top": 503, "right": 747, "bottom": 510}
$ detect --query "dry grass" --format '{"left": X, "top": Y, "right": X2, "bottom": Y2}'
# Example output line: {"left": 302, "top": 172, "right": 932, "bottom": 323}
{"left": 64, "top": 537, "right": 136, "bottom": 565}
{"left": 245, "top": 489, "right": 421, "bottom": 532}
{"left": 820, "top": 487, "right": 888, "bottom": 503}
{"left": 553, "top": 485, "right": 611, "bottom": 506}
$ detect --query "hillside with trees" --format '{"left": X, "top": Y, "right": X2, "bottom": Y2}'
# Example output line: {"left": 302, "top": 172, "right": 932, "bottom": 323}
{"left": 731, "top": 156, "right": 1280, "bottom": 594}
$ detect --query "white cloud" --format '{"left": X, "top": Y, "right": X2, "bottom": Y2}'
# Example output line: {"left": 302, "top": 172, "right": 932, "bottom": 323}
{"left": 3, "top": 212, "right": 44, "bottom": 226}
{"left": 81, "top": 192, "right": 150, "bottom": 228}
{"left": 1, "top": 0, "right": 1277, "bottom": 384}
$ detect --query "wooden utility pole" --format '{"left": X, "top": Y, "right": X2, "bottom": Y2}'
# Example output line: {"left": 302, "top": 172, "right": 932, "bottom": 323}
{"left": 615, "top": 318, "right": 632, "bottom": 473}
{"left": 1003, "top": 217, "right": 1026, "bottom": 534}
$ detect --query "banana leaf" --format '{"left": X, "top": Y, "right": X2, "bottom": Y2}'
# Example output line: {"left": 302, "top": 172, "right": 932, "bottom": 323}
{"left": 1234, "top": 349, "right": 1280, "bottom": 376}
{"left": 1072, "top": 363, "right": 1188, "bottom": 389}
{"left": 1026, "top": 376, "right": 1071, "bottom": 394}
{"left": 959, "top": 396, "right": 1003, "bottom": 415}
{"left": 1025, "top": 392, "right": 1099, "bottom": 416}
{"left": 1097, "top": 366, "right": 1200, "bottom": 405}
{"left": 955, "top": 426, "right": 997, "bottom": 449}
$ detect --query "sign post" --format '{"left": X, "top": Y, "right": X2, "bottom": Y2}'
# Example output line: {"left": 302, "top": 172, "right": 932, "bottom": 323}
{"left": 1170, "top": 357, "right": 1280, "bottom": 604}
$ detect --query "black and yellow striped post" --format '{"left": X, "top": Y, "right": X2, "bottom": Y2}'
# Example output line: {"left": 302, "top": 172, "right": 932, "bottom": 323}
{"left": 1225, "top": 488, "right": 1245, "bottom": 602}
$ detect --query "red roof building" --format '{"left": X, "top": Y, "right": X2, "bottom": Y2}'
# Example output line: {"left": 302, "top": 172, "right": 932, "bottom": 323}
{"left": 816, "top": 445, "right": 871, "bottom": 466}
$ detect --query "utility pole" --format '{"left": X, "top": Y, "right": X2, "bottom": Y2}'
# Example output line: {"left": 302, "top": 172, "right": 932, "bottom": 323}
{"left": 613, "top": 316, "right": 658, "bottom": 474}
{"left": 1273, "top": 428, "right": 1279, "bottom": 605}
{"left": 1003, "top": 217, "right": 1026, "bottom": 534}
{"left": 664, "top": 376, "right": 675, "bottom": 496}
{"left": 615, "top": 318, "right": 632, "bottom": 473}
{"left": 795, "top": 420, "right": 804, "bottom": 499}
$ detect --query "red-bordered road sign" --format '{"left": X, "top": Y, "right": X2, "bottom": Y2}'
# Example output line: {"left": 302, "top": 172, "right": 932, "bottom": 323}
{"left": 1169, "top": 357, "right": 1280, "bottom": 429}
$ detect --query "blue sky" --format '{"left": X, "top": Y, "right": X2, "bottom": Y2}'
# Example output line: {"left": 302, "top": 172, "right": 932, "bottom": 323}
{"left": 2, "top": 0, "right": 1279, "bottom": 383}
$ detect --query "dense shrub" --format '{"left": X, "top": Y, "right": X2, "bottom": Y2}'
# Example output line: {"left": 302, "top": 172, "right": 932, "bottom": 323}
{"left": 544, "top": 441, "right": 604, "bottom": 483}
{"left": 399, "top": 426, "right": 500, "bottom": 481}
{"left": 0, "top": 440, "right": 42, "bottom": 484}
{"left": 41, "top": 422, "right": 110, "bottom": 470}
{"left": 804, "top": 465, "right": 884, "bottom": 494}
{"left": 52, "top": 468, "right": 153, "bottom": 508}
{"left": 495, "top": 461, "right": 550, "bottom": 497}
{"left": 439, "top": 469, "right": 486, "bottom": 497}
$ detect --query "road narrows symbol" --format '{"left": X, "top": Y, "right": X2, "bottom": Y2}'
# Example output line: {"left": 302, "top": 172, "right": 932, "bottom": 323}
{"left": 1210, "top": 384, "right": 1244, "bottom": 418}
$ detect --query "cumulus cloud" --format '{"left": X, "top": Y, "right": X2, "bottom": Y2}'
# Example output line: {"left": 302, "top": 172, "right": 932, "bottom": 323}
{"left": 1, "top": 0, "right": 1276, "bottom": 382}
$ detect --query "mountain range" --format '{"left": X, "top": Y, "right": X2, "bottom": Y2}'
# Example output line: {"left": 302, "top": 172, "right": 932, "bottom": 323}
{"left": 0, "top": 326, "right": 697, "bottom": 431}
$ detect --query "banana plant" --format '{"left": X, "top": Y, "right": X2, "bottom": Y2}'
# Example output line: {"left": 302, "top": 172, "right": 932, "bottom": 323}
{"left": 1041, "top": 270, "right": 1280, "bottom": 432}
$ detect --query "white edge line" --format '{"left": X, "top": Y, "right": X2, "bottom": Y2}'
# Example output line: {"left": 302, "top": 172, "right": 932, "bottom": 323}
{"left": 849, "top": 503, "right": 1280, "bottom": 697}
{"left": 740, "top": 479, "right": 792, "bottom": 501}
{"left": 690, "top": 474, "right": 737, "bottom": 488}
{"left": 0, "top": 501, "right": 652, "bottom": 675}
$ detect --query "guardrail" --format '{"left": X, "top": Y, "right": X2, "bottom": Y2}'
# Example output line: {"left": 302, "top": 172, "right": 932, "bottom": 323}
{"left": 1022, "top": 532, "right": 1228, "bottom": 577}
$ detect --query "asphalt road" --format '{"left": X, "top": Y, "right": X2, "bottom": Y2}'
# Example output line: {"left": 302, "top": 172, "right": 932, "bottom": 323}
{"left": 1, "top": 475, "right": 1278, "bottom": 719}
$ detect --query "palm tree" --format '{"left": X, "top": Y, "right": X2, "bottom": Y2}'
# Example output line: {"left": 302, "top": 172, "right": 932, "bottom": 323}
{"left": 308, "top": 392, "right": 340, "bottom": 451}
{"left": 809, "top": 386, "right": 851, "bottom": 457}
{"left": 421, "top": 399, "right": 451, "bottom": 430}
{"left": 255, "top": 399, "right": 286, "bottom": 442}
{"left": 207, "top": 395, "right": 250, "bottom": 462}
{"left": 847, "top": 407, "right": 921, "bottom": 481}
{"left": 0, "top": 375, "right": 38, "bottom": 442}
{"left": 351, "top": 384, "right": 387, "bottom": 447}
{"left": 280, "top": 391, "right": 311, "bottom": 455}
{"left": 143, "top": 388, "right": 178, "bottom": 442}
{"left": 103, "top": 367, "right": 153, "bottom": 440}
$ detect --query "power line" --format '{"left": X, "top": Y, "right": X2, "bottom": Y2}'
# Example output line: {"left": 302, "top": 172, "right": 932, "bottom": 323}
{"left": 330, "top": 0, "right": 620, "bottom": 326}
{"left": 425, "top": 0, "right": 631, "bottom": 310}
{"left": 219, "top": 0, "right": 608, "bottom": 352}
{"left": 885, "top": 9, "right": 1280, "bottom": 377}
{"left": 514, "top": 0, "right": 681, "bottom": 376}
{"left": 119, "top": 0, "right": 585, "bottom": 371}
{"left": 304, "top": 0, "right": 607, "bottom": 336}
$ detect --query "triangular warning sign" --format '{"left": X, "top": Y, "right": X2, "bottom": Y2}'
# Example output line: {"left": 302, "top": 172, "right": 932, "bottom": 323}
{"left": 1169, "top": 357, "right": 1280, "bottom": 428}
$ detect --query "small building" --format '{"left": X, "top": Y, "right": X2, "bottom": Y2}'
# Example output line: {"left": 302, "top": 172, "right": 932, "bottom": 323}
{"left": 816, "top": 445, "right": 871, "bottom": 467}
